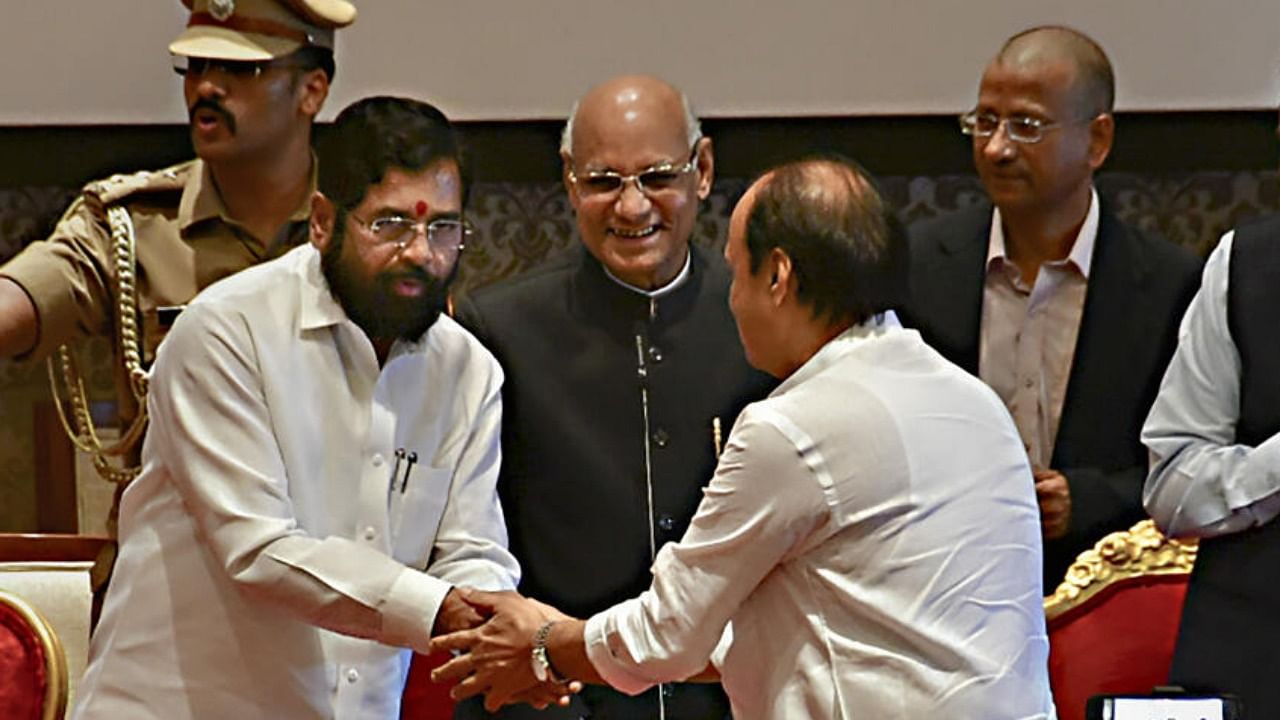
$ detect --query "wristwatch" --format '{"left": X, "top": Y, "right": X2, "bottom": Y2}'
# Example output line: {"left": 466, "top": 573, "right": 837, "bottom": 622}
{"left": 531, "top": 620, "right": 565, "bottom": 682}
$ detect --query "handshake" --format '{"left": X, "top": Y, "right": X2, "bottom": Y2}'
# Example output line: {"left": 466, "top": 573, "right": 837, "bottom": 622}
{"left": 430, "top": 587, "right": 589, "bottom": 712}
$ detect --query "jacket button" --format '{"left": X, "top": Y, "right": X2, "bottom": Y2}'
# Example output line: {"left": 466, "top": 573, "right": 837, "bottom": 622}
{"left": 652, "top": 428, "right": 669, "bottom": 448}
{"left": 648, "top": 346, "right": 664, "bottom": 364}
{"left": 658, "top": 515, "right": 675, "bottom": 532}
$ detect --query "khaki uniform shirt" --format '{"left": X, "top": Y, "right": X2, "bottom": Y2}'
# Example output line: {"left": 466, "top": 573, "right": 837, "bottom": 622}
{"left": 1, "top": 158, "right": 314, "bottom": 452}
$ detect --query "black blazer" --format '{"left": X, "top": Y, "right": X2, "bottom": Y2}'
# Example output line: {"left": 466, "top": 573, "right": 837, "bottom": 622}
{"left": 900, "top": 200, "right": 1202, "bottom": 590}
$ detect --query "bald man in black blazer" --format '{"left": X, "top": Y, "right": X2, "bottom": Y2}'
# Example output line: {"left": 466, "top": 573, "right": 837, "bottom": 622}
{"left": 904, "top": 199, "right": 1199, "bottom": 589}
{"left": 901, "top": 26, "right": 1201, "bottom": 591}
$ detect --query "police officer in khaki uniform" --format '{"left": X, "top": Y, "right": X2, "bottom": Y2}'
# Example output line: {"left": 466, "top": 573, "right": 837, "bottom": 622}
{"left": 0, "top": 0, "right": 355, "bottom": 498}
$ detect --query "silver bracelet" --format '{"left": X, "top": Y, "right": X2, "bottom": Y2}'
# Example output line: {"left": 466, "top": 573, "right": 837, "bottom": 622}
{"left": 531, "top": 620, "right": 566, "bottom": 683}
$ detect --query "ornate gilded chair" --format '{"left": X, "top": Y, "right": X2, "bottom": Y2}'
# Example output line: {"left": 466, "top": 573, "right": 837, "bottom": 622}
{"left": 1043, "top": 519, "right": 1198, "bottom": 720}
{"left": 0, "top": 589, "right": 68, "bottom": 720}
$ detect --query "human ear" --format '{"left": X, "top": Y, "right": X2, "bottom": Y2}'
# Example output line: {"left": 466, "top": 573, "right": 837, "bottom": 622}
{"left": 769, "top": 248, "right": 792, "bottom": 305}
{"left": 1087, "top": 113, "right": 1115, "bottom": 171}
{"left": 694, "top": 137, "right": 715, "bottom": 200}
{"left": 309, "top": 191, "right": 336, "bottom": 251}
{"left": 561, "top": 152, "right": 584, "bottom": 212}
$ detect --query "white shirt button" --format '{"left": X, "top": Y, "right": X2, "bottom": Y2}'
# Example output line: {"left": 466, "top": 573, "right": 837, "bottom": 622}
{"left": 346, "top": 668, "right": 360, "bottom": 683}
{"left": 372, "top": 454, "right": 384, "bottom": 467}
{"left": 363, "top": 527, "right": 376, "bottom": 541}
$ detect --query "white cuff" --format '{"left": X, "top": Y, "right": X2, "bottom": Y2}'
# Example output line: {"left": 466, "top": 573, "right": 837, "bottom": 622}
{"left": 584, "top": 605, "right": 657, "bottom": 697}
{"left": 1235, "top": 433, "right": 1280, "bottom": 511}
{"left": 380, "top": 569, "right": 453, "bottom": 654}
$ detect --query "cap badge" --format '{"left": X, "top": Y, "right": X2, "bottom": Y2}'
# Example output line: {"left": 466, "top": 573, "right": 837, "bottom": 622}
{"left": 209, "top": 0, "right": 235, "bottom": 22}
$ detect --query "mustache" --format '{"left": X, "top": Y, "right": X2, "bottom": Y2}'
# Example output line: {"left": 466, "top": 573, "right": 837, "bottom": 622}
{"left": 188, "top": 98, "right": 237, "bottom": 135}
{"left": 384, "top": 265, "right": 435, "bottom": 286}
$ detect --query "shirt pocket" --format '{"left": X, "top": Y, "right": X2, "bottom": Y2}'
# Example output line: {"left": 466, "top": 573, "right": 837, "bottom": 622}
{"left": 390, "top": 465, "right": 451, "bottom": 567}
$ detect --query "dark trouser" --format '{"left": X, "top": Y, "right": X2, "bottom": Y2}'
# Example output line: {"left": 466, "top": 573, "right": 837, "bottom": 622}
{"left": 1170, "top": 579, "right": 1280, "bottom": 719}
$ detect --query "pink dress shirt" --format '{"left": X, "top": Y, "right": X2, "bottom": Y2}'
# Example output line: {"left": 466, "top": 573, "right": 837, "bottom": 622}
{"left": 979, "top": 190, "right": 1099, "bottom": 468}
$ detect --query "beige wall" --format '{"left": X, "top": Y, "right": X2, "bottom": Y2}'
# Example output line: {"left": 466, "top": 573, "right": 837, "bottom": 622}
{"left": 2, "top": 1, "right": 1278, "bottom": 125}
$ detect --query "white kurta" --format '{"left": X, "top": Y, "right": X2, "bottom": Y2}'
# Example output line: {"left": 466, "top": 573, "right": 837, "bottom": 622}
{"left": 1143, "top": 231, "right": 1280, "bottom": 537}
{"left": 585, "top": 315, "right": 1057, "bottom": 719}
{"left": 73, "top": 244, "right": 520, "bottom": 720}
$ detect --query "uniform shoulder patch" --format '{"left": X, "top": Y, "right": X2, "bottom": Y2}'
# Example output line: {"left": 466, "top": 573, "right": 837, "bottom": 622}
{"left": 82, "top": 160, "right": 194, "bottom": 208}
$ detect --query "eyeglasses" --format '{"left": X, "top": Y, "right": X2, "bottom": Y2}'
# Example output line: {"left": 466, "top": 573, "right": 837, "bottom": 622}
{"left": 171, "top": 55, "right": 298, "bottom": 79}
{"left": 568, "top": 145, "right": 700, "bottom": 199}
{"left": 349, "top": 213, "right": 471, "bottom": 259}
{"left": 959, "top": 110, "right": 1090, "bottom": 145}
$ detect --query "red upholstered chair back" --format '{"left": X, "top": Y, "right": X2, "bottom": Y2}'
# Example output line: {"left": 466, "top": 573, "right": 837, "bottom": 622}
{"left": 1044, "top": 520, "right": 1197, "bottom": 720}
{"left": 0, "top": 589, "right": 67, "bottom": 720}
{"left": 401, "top": 649, "right": 456, "bottom": 720}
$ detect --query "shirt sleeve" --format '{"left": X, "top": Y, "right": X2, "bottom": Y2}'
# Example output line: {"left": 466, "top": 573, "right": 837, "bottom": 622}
{"left": 146, "top": 300, "right": 470, "bottom": 654}
{"left": 424, "top": 353, "right": 521, "bottom": 593}
{"left": 584, "top": 406, "right": 829, "bottom": 694}
{"left": 0, "top": 195, "right": 113, "bottom": 360}
{"left": 1142, "top": 231, "right": 1280, "bottom": 538}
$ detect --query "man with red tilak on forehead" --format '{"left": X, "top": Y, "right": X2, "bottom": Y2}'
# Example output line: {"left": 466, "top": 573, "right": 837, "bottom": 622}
{"left": 71, "top": 96, "right": 529, "bottom": 720}
{"left": 0, "top": 0, "right": 352, "bottom": 540}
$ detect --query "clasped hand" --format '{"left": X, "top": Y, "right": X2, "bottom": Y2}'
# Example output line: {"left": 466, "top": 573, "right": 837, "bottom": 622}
{"left": 431, "top": 588, "right": 582, "bottom": 712}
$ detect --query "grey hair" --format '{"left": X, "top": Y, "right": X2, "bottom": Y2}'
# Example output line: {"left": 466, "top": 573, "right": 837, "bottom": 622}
{"left": 559, "top": 91, "right": 703, "bottom": 157}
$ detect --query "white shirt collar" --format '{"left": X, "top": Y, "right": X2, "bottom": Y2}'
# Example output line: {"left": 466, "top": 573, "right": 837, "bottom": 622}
{"left": 986, "top": 187, "right": 1100, "bottom": 279}
{"left": 297, "top": 244, "right": 346, "bottom": 331}
{"left": 603, "top": 249, "right": 692, "bottom": 299}
{"left": 775, "top": 311, "right": 901, "bottom": 395}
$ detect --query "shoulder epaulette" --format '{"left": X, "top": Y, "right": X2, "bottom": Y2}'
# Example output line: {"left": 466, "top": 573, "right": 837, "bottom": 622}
{"left": 82, "top": 160, "right": 194, "bottom": 208}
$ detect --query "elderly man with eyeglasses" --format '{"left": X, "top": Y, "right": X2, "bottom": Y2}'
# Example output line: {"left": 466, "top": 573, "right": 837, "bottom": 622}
{"left": 900, "top": 26, "right": 1201, "bottom": 591}
{"left": 452, "top": 74, "right": 775, "bottom": 719}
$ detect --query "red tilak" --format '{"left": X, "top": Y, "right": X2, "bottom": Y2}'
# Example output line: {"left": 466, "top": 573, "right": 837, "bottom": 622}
{"left": 414, "top": 200, "right": 429, "bottom": 217}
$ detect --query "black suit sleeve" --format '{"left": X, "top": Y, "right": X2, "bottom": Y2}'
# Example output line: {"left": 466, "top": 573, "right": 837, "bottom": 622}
{"left": 1058, "top": 465, "right": 1146, "bottom": 548}
{"left": 1043, "top": 238, "right": 1203, "bottom": 585}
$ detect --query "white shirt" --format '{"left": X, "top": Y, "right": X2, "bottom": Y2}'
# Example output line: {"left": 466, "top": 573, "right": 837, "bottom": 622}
{"left": 1143, "top": 231, "right": 1280, "bottom": 538}
{"left": 980, "top": 189, "right": 1099, "bottom": 466}
{"left": 72, "top": 245, "right": 520, "bottom": 720}
{"left": 584, "top": 315, "right": 1056, "bottom": 719}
